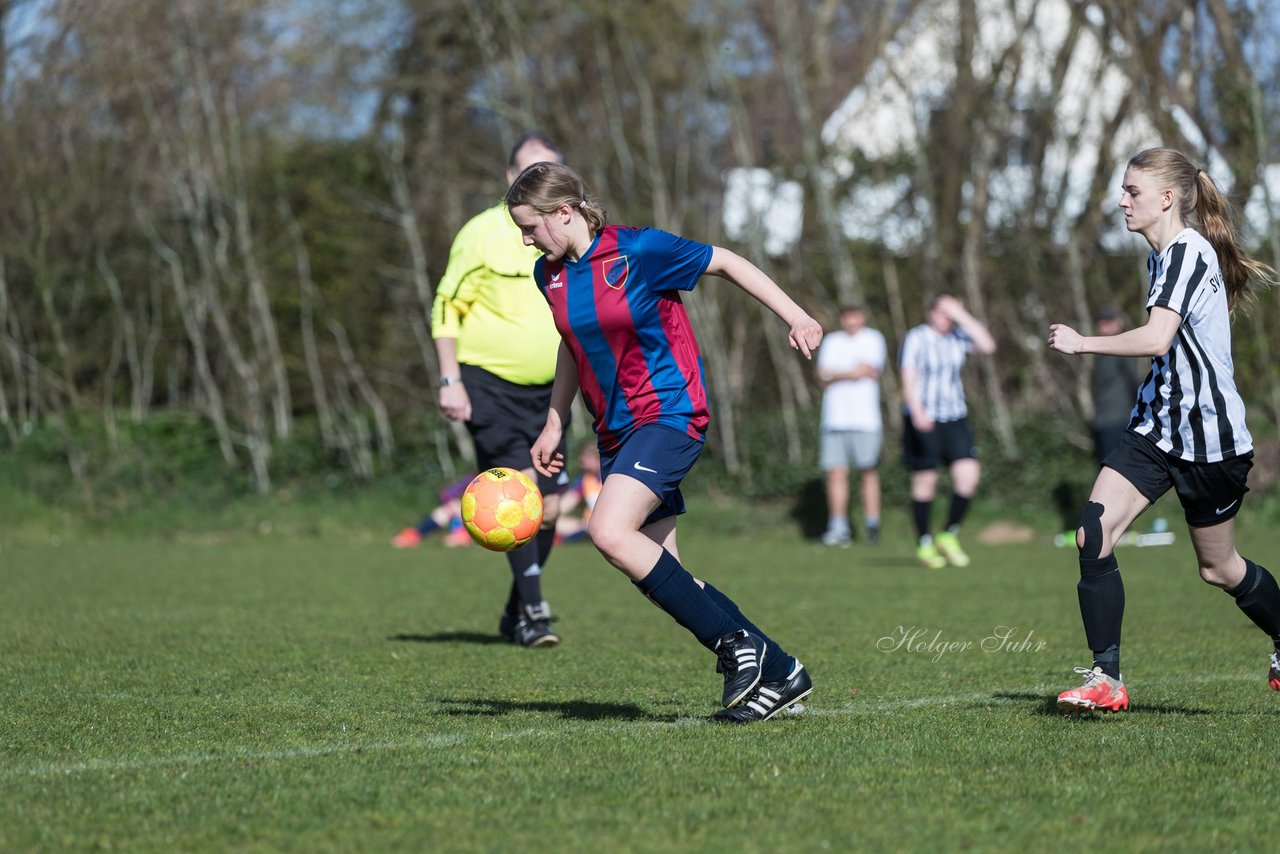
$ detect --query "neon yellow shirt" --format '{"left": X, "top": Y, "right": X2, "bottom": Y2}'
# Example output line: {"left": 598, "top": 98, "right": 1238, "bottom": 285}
{"left": 431, "top": 203, "right": 559, "bottom": 385}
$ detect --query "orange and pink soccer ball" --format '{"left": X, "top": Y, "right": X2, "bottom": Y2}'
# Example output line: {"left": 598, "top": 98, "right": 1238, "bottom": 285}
{"left": 460, "top": 467, "right": 544, "bottom": 551}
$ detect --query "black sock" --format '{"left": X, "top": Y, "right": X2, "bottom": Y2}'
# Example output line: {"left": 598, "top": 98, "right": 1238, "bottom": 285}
{"left": 1078, "top": 554, "right": 1124, "bottom": 680}
{"left": 416, "top": 516, "right": 442, "bottom": 536}
{"left": 506, "top": 539, "right": 543, "bottom": 608}
{"left": 1227, "top": 559, "right": 1280, "bottom": 651}
{"left": 912, "top": 500, "right": 932, "bottom": 541}
{"left": 1091, "top": 648, "right": 1120, "bottom": 681}
{"left": 535, "top": 526, "right": 556, "bottom": 567}
{"left": 633, "top": 549, "right": 736, "bottom": 649}
{"left": 701, "top": 582, "right": 795, "bottom": 681}
{"left": 945, "top": 493, "right": 971, "bottom": 531}
{"left": 503, "top": 583, "right": 520, "bottom": 618}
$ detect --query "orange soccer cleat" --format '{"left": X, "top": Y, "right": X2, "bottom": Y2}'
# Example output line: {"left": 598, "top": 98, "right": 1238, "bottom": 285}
{"left": 1057, "top": 666, "right": 1129, "bottom": 714}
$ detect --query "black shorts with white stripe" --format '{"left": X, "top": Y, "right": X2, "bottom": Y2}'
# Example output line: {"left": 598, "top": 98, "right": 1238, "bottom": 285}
{"left": 1104, "top": 431, "right": 1252, "bottom": 528}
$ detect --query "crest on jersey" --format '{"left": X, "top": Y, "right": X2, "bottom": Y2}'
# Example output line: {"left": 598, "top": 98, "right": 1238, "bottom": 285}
{"left": 598, "top": 255, "right": 630, "bottom": 290}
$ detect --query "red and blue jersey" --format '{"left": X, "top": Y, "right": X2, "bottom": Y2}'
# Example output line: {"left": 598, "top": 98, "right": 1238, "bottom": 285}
{"left": 534, "top": 225, "right": 714, "bottom": 453}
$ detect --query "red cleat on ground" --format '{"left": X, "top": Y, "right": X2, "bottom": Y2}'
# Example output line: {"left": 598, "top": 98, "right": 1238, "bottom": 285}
{"left": 1057, "top": 666, "right": 1129, "bottom": 715}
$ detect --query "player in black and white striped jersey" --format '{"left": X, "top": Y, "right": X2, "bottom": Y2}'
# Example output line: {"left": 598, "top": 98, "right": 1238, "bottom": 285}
{"left": 1048, "top": 147, "right": 1280, "bottom": 714}
{"left": 899, "top": 294, "right": 997, "bottom": 569}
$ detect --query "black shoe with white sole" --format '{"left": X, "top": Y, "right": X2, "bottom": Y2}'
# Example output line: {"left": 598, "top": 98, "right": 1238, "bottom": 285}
{"left": 715, "top": 629, "right": 766, "bottom": 708}
{"left": 498, "top": 611, "right": 518, "bottom": 642}
{"left": 512, "top": 601, "right": 560, "bottom": 648}
{"left": 711, "top": 661, "right": 812, "bottom": 723}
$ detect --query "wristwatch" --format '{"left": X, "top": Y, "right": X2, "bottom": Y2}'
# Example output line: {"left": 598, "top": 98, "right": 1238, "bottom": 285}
{"left": 439, "top": 376, "right": 463, "bottom": 387}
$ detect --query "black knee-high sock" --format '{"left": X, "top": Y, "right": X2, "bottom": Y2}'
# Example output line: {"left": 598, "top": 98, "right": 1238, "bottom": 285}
{"left": 1227, "top": 558, "right": 1280, "bottom": 651}
{"left": 535, "top": 526, "right": 556, "bottom": 567}
{"left": 506, "top": 539, "right": 543, "bottom": 608}
{"left": 503, "top": 529, "right": 558, "bottom": 617}
{"left": 633, "top": 549, "right": 736, "bottom": 649}
{"left": 912, "top": 500, "right": 932, "bottom": 541}
{"left": 945, "top": 493, "right": 971, "bottom": 531}
{"left": 1078, "top": 554, "right": 1124, "bottom": 679}
{"left": 701, "top": 582, "right": 796, "bottom": 681}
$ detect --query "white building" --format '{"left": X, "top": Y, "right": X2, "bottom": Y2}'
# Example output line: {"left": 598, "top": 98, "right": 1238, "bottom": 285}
{"left": 725, "top": 0, "right": 1276, "bottom": 255}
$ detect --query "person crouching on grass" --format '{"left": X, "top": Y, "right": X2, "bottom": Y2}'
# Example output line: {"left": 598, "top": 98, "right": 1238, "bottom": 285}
{"left": 507, "top": 161, "right": 822, "bottom": 723}
{"left": 1048, "top": 147, "right": 1280, "bottom": 714}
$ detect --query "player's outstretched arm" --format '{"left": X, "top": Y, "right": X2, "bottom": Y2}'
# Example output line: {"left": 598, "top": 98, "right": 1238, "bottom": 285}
{"left": 1049, "top": 306, "right": 1179, "bottom": 357}
{"left": 705, "top": 246, "right": 823, "bottom": 358}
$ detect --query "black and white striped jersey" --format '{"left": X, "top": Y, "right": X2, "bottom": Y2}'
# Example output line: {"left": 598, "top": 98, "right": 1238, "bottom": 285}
{"left": 899, "top": 324, "right": 973, "bottom": 422}
{"left": 1130, "top": 228, "right": 1251, "bottom": 462}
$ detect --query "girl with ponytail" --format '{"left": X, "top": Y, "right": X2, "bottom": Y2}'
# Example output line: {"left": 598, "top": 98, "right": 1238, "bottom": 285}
{"left": 1047, "top": 148, "right": 1280, "bottom": 714}
{"left": 506, "top": 161, "right": 823, "bottom": 723}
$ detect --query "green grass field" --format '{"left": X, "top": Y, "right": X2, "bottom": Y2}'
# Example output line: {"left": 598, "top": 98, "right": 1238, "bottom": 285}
{"left": 4, "top": 505, "right": 1279, "bottom": 851}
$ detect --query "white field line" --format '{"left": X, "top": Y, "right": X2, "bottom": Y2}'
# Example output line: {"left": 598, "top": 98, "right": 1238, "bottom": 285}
{"left": 10, "top": 734, "right": 467, "bottom": 779}
{"left": 8, "top": 672, "right": 1268, "bottom": 779}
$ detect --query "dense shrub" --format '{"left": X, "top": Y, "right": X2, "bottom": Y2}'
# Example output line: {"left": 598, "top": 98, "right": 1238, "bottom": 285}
{"left": 2, "top": 408, "right": 1277, "bottom": 535}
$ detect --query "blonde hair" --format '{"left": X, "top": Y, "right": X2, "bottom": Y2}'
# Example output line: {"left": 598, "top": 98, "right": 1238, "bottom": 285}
{"left": 505, "top": 162, "right": 607, "bottom": 235}
{"left": 1128, "top": 148, "right": 1275, "bottom": 313}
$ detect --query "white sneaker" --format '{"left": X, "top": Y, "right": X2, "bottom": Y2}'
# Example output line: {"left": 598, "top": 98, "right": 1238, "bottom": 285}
{"left": 821, "top": 529, "right": 852, "bottom": 547}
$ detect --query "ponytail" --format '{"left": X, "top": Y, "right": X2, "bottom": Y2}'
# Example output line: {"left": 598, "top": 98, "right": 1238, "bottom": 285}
{"left": 1128, "top": 148, "right": 1275, "bottom": 314}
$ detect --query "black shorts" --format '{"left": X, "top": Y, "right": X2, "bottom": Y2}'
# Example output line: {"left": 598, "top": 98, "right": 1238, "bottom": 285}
{"left": 460, "top": 364, "right": 567, "bottom": 494}
{"left": 902, "top": 415, "right": 978, "bottom": 471}
{"left": 1104, "top": 431, "right": 1252, "bottom": 528}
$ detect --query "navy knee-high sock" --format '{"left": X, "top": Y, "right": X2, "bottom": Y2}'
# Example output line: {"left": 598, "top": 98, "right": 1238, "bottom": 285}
{"left": 1078, "top": 554, "right": 1124, "bottom": 679}
{"left": 634, "top": 549, "right": 736, "bottom": 649}
{"left": 1227, "top": 559, "right": 1280, "bottom": 651}
{"left": 701, "top": 582, "right": 796, "bottom": 681}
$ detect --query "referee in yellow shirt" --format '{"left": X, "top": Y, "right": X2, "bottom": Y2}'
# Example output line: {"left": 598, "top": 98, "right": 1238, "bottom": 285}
{"left": 433, "top": 131, "right": 566, "bottom": 647}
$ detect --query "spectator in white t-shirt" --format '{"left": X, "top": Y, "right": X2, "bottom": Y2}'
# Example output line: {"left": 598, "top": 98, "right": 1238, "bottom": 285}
{"left": 816, "top": 305, "right": 887, "bottom": 546}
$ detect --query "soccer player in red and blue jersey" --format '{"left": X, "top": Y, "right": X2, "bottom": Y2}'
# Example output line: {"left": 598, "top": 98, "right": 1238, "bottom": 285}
{"left": 506, "top": 162, "right": 823, "bottom": 723}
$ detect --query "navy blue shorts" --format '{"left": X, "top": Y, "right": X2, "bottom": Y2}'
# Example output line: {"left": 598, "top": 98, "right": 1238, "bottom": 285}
{"left": 600, "top": 424, "right": 704, "bottom": 526}
{"left": 1104, "top": 431, "right": 1252, "bottom": 528}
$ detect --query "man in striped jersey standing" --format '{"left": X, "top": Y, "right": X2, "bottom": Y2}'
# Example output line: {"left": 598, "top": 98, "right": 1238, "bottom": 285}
{"left": 898, "top": 294, "right": 997, "bottom": 569}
